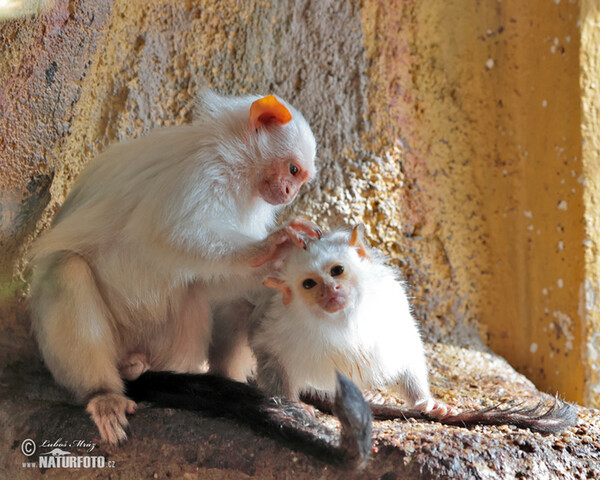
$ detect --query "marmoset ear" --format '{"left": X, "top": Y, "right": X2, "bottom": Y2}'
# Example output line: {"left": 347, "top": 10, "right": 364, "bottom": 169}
{"left": 349, "top": 224, "right": 369, "bottom": 260}
{"left": 249, "top": 95, "right": 292, "bottom": 130}
{"left": 263, "top": 277, "right": 293, "bottom": 306}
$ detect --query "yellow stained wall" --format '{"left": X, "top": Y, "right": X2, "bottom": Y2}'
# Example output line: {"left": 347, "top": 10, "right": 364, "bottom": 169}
{"left": 484, "top": 1, "right": 585, "bottom": 404}
{"left": 360, "top": 0, "right": 585, "bottom": 403}
{"left": 581, "top": 0, "right": 600, "bottom": 408}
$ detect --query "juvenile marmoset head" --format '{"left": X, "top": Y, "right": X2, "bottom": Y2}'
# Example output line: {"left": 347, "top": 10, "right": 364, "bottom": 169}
{"left": 264, "top": 225, "right": 370, "bottom": 315}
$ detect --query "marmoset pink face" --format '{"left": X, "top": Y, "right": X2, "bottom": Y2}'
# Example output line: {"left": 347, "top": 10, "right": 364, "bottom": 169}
{"left": 258, "top": 158, "right": 311, "bottom": 205}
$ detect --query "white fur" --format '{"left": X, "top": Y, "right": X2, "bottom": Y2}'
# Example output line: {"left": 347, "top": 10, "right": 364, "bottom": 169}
{"left": 250, "top": 230, "right": 432, "bottom": 406}
{"left": 29, "top": 90, "right": 317, "bottom": 403}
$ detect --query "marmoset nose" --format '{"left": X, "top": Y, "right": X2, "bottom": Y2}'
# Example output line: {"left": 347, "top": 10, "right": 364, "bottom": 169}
{"left": 321, "top": 282, "right": 338, "bottom": 297}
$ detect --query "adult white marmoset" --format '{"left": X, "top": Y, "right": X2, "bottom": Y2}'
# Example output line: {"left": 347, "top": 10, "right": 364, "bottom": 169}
{"left": 29, "top": 90, "right": 321, "bottom": 444}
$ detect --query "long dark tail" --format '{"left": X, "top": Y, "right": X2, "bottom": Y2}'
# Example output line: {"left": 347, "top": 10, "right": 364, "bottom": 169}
{"left": 369, "top": 399, "right": 577, "bottom": 433}
{"left": 303, "top": 393, "right": 577, "bottom": 434}
{"left": 125, "top": 371, "right": 372, "bottom": 467}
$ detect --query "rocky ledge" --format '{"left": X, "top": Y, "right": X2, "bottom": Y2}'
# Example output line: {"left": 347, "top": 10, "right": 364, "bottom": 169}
{"left": 1, "top": 336, "right": 599, "bottom": 480}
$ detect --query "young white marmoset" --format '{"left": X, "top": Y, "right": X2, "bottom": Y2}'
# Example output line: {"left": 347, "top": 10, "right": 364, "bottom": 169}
{"left": 28, "top": 90, "right": 323, "bottom": 444}
{"left": 249, "top": 225, "right": 577, "bottom": 433}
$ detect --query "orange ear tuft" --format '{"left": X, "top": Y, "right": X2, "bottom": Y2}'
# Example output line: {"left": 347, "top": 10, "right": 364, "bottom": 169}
{"left": 349, "top": 224, "right": 369, "bottom": 260}
{"left": 263, "top": 277, "right": 293, "bottom": 306}
{"left": 249, "top": 95, "right": 293, "bottom": 130}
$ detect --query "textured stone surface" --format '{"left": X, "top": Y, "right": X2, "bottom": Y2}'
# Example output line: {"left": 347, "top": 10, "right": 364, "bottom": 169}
{"left": 1, "top": 340, "right": 599, "bottom": 479}
{"left": 0, "top": 0, "right": 478, "bottom": 342}
{"left": 360, "top": 0, "right": 586, "bottom": 403}
{"left": 1, "top": 0, "right": 600, "bottom": 478}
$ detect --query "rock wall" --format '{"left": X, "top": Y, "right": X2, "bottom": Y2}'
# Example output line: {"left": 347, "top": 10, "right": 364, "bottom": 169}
{"left": 0, "top": 0, "right": 596, "bottom": 405}
{"left": 3, "top": 2, "right": 600, "bottom": 478}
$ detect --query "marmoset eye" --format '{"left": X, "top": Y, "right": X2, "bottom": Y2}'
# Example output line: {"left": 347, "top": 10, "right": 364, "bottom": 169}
{"left": 330, "top": 265, "right": 344, "bottom": 277}
{"left": 302, "top": 278, "right": 317, "bottom": 289}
